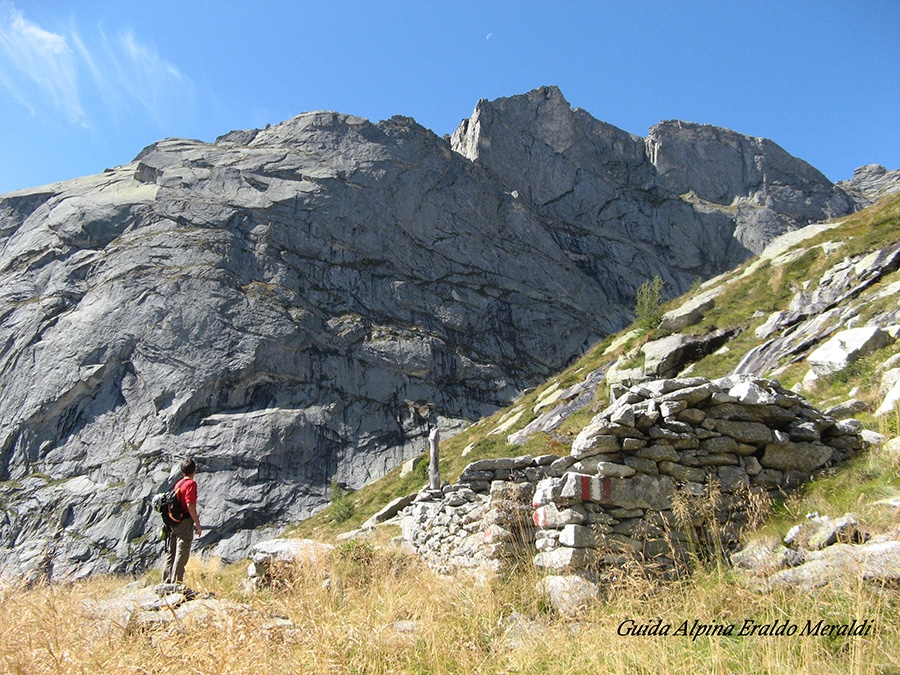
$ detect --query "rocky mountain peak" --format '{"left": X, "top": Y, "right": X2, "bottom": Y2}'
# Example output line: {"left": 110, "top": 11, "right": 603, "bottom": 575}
{"left": 0, "top": 86, "right": 890, "bottom": 581}
{"left": 451, "top": 85, "right": 649, "bottom": 203}
{"left": 451, "top": 85, "right": 580, "bottom": 160}
{"left": 646, "top": 120, "right": 836, "bottom": 205}
{"left": 645, "top": 119, "right": 855, "bottom": 254}
{"left": 838, "top": 164, "right": 900, "bottom": 209}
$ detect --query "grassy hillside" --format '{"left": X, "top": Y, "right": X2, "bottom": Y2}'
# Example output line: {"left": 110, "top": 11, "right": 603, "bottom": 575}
{"left": 4, "top": 194, "right": 900, "bottom": 675}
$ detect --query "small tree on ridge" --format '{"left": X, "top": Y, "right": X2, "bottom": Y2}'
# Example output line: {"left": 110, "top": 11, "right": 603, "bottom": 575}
{"left": 635, "top": 275, "right": 665, "bottom": 333}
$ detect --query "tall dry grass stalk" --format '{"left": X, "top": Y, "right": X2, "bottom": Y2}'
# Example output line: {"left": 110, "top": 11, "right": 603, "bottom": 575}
{"left": 1, "top": 540, "right": 898, "bottom": 675}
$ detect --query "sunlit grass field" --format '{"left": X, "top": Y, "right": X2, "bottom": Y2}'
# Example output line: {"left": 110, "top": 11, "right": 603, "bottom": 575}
{"left": 3, "top": 489, "right": 899, "bottom": 675}
{"left": 4, "top": 429, "right": 899, "bottom": 674}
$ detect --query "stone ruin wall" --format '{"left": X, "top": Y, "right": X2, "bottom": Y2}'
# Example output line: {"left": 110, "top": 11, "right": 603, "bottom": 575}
{"left": 400, "top": 376, "right": 865, "bottom": 575}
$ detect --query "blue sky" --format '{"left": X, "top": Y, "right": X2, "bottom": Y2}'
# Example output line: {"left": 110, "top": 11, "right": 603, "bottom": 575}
{"left": 0, "top": 1, "right": 897, "bottom": 195}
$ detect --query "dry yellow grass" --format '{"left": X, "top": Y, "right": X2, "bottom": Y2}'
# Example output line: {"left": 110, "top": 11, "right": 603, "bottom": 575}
{"left": 2, "top": 538, "right": 898, "bottom": 675}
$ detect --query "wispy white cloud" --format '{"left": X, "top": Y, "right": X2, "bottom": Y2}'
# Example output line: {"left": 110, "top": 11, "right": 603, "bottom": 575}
{"left": 0, "top": 3, "right": 192, "bottom": 130}
{"left": 114, "top": 28, "right": 191, "bottom": 126}
{"left": 0, "top": 4, "right": 86, "bottom": 125}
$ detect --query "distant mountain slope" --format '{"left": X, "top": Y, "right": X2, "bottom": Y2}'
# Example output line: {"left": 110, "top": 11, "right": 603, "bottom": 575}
{"left": 0, "top": 86, "right": 876, "bottom": 580}
{"left": 306, "top": 193, "right": 900, "bottom": 550}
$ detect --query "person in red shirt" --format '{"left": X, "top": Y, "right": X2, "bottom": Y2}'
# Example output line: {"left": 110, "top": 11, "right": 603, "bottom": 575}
{"left": 162, "top": 458, "right": 202, "bottom": 584}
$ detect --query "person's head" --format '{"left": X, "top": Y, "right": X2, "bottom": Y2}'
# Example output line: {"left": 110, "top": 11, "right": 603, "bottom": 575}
{"left": 180, "top": 458, "right": 196, "bottom": 477}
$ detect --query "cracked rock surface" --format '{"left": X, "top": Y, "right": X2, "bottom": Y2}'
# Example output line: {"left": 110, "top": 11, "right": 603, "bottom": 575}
{"left": 0, "top": 86, "right": 866, "bottom": 580}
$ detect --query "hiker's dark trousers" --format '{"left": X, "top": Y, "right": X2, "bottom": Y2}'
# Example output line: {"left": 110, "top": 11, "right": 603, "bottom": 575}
{"left": 163, "top": 518, "right": 194, "bottom": 583}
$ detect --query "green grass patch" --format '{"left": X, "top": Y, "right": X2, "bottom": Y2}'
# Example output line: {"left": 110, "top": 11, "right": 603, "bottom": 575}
{"left": 755, "top": 442, "right": 900, "bottom": 540}
{"left": 807, "top": 192, "right": 900, "bottom": 256}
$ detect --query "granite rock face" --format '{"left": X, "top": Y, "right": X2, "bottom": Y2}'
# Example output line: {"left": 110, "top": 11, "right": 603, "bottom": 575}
{"left": 0, "top": 86, "right": 869, "bottom": 580}
{"left": 837, "top": 164, "right": 900, "bottom": 209}
{"left": 646, "top": 120, "right": 854, "bottom": 254}
{"left": 453, "top": 88, "right": 853, "bottom": 272}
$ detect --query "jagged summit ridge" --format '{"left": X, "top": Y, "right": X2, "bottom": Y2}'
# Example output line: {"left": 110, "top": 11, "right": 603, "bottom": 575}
{"left": 452, "top": 86, "right": 852, "bottom": 259}
{"left": 838, "top": 163, "right": 900, "bottom": 209}
{"left": 0, "top": 86, "right": 882, "bottom": 580}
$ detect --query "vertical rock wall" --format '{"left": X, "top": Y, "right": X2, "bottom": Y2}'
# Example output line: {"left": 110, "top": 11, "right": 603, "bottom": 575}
{"left": 0, "top": 85, "right": 870, "bottom": 580}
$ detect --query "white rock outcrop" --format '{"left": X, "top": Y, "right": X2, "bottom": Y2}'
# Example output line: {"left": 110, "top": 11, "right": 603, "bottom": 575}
{"left": 807, "top": 326, "right": 893, "bottom": 377}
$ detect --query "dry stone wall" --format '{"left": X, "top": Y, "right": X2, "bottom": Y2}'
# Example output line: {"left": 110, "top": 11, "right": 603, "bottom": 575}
{"left": 401, "top": 455, "right": 553, "bottom": 573}
{"left": 401, "top": 376, "right": 865, "bottom": 576}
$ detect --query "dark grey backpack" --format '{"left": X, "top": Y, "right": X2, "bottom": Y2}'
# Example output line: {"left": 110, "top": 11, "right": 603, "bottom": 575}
{"left": 152, "top": 486, "right": 185, "bottom": 526}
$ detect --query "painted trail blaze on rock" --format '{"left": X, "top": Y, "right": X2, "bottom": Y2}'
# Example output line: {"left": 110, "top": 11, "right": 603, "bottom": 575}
{"left": 601, "top": 476, "right": 613, "bottom": 502}
{"left": 532, "top": 503, "right": 586, "bottom": 529}
{"left": 582, "top": 475, "right": 593, "bottom": 501}
{"left": 528, "top": 375, "right": 866, "bottom": 573}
